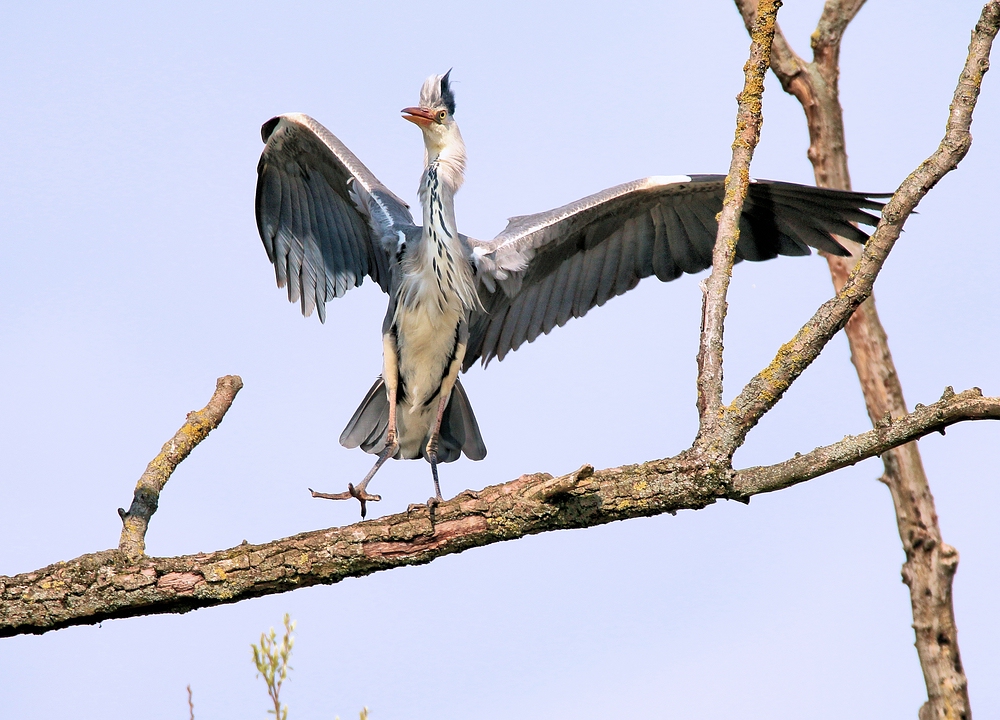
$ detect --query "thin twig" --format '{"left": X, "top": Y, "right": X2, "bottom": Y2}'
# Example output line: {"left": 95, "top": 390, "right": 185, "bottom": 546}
{"left": 117, "top": 375, "right": 243, "bottom": 559}
{"left": 733, "top": 387, "right": 995, "bottom": 495}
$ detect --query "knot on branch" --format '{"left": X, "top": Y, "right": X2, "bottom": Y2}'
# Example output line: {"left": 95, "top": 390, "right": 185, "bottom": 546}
{"left": 711, "top": 466, "right": 743, "bottom": 503}
{"left": 525, "top": 465, "right": 593, "bottom": 503}
{"left": 118, "top": 487, "right": 160, "bottom": 523}
{"left": 938, "top": 543, "right": 960, "bottom": 576}
{"left": 909, "top": 529, "right": 937, "bottom": 554}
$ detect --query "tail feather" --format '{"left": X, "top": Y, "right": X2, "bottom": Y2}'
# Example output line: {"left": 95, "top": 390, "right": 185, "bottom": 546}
{"left": 441, "top": 378, "right": 487, "bottom": 461}
{"left": 339, "top": 376, "right": 487, "bottom": 463}
{"left": 340, "top": 378, "right": 390, "bottom": 452}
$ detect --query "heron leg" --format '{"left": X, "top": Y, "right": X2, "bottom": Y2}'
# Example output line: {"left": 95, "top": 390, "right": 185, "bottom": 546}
{"left": 312, "top": 339, "right": 400, "bottom": 518}
{"left": 311, "top": 427, "right": 397, "bottom": 518}
{"left": 422, "top": 325, "right": 469, "bottom": 507}
{"left": 424, "top": 390, "right": 451, "bottom": 504}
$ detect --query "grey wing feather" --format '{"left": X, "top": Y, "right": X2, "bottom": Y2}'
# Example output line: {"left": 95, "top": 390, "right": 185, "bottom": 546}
{"left": 256, "top": 113, "right": 414, "bottom": 320}
{"left": 464, "top": 174, "right": 887, "bottom": 370}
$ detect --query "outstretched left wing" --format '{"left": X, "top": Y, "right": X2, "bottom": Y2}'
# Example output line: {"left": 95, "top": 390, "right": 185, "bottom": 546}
{"left": 464, "top": 174, "right": 886, "bottom": 369}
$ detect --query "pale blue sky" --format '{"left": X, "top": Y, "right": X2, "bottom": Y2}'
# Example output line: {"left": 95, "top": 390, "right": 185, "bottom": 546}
{"left": 1, "top": 2, "right": 997, "bottom": 718}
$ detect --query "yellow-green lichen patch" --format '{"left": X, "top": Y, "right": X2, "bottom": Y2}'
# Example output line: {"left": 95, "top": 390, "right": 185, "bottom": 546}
{"left": 486, "top": 515, "right": 526, "bottom": 539}
{"left": 202, "top": 565, "right": 228, "bottom": 582}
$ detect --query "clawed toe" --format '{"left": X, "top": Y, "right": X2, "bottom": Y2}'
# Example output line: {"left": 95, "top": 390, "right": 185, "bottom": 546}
{"left": 310, "top": 440, "right": 396, "bottom": 519}
{"left": 310, "top": 484, "right": 382, "bottom": 519}
{"left": 309, "top": 487, "right": 352, "bottom": 501}
{"left": 349, "top": 482, "right": 382, "bottom": 518}
{"left": 348, "top": 483, "right": 382, "bottom": 503}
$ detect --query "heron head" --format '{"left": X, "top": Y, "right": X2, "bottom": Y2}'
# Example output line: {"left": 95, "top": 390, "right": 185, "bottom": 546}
{"left": 402, "top": 70, "right": 465, "bottom": 185}
{"left": 402, "top": 72, "right": 461, "bottom": 144}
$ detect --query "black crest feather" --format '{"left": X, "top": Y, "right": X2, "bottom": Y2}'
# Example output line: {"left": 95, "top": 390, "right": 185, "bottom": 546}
{"left": 440, "top": 69, "right": 456, "bottom": 116}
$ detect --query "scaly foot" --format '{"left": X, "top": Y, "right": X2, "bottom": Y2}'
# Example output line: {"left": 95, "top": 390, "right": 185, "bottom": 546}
{"left": 310, "top": 436, "right": 397, "bottom": 518}
{"left": 309, "top": 484, "right": 382, "bottom": 518}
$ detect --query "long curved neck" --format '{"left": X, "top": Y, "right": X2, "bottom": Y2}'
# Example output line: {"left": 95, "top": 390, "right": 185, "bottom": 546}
{"left": 396, "top": 150, "right": 476, "bottom": 316}
{"left": 419, "top": 161, "right": 459, "bottom": 243}
{"left": 417, "top": 124, "right": 466, "bottom": 253}
{"left": 422, "top": 124, "right": 466, "bottom": 195}
{"left": 417, "top": 126, "right": 466, "bottom": 256}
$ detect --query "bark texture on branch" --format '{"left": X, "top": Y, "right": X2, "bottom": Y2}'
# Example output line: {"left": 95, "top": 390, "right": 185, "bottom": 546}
{"left": 117, "top": 376, "right": 243, "bottom": 559}
{"left": 733, "top": 2, "right": 1000, "bottom": 718}
{"left": 733, "top": 387, "right": 995, "bottom": 494}
{"left": 3, "top": 389, "right": 998, "bottom": 638}
{"left": 697, "top": 0, "right": 780, "bottom": 444}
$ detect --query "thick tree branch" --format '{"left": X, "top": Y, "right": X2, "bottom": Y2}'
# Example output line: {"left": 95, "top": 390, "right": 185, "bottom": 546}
{"left": 3, "top": 389, "right": 998, "bottom": 638}
{"left": 734, "top": 387, "right": 997, "bottom": 495}
{"left": 697, "top": 0, "right": 781, "bottom": 444}
{"left": 117, "top": 376, "right": 243, "bottom": 559}
{"left": 732, "top": 2, "right": 999, "bottom": 718}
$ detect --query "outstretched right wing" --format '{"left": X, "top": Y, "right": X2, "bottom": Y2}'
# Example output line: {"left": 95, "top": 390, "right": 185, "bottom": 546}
{"left": 255, "top": 113, "right": 415, "bottom": 321}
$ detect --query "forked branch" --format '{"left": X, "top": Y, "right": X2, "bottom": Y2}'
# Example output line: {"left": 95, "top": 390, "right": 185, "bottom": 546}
{"left": 724, "top": 0, "right": 997, "bottom": 445}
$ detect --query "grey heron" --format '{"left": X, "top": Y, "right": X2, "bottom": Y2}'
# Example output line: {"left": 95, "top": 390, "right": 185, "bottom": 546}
{"left": 255, "top": 71, "right": 885, "bottom": 517}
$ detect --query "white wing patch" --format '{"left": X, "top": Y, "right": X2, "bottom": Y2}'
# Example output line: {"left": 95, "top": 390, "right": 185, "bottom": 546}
{"left": 644, "top": 174, "right": 692, "bottom": 186}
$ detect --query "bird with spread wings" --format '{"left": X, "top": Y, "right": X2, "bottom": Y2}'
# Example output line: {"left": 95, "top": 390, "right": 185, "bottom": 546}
{"left": 255, "top": 71, "right": 885, "bottom": 516}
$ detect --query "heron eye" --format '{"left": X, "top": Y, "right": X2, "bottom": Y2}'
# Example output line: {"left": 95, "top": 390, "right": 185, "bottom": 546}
{"left": 436, "top": 110, "right": 447, "bottom": 122}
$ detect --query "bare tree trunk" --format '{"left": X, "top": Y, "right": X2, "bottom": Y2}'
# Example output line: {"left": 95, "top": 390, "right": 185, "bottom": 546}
{"left": 732, "top": 2, "right": 1000, "bottom": 717}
